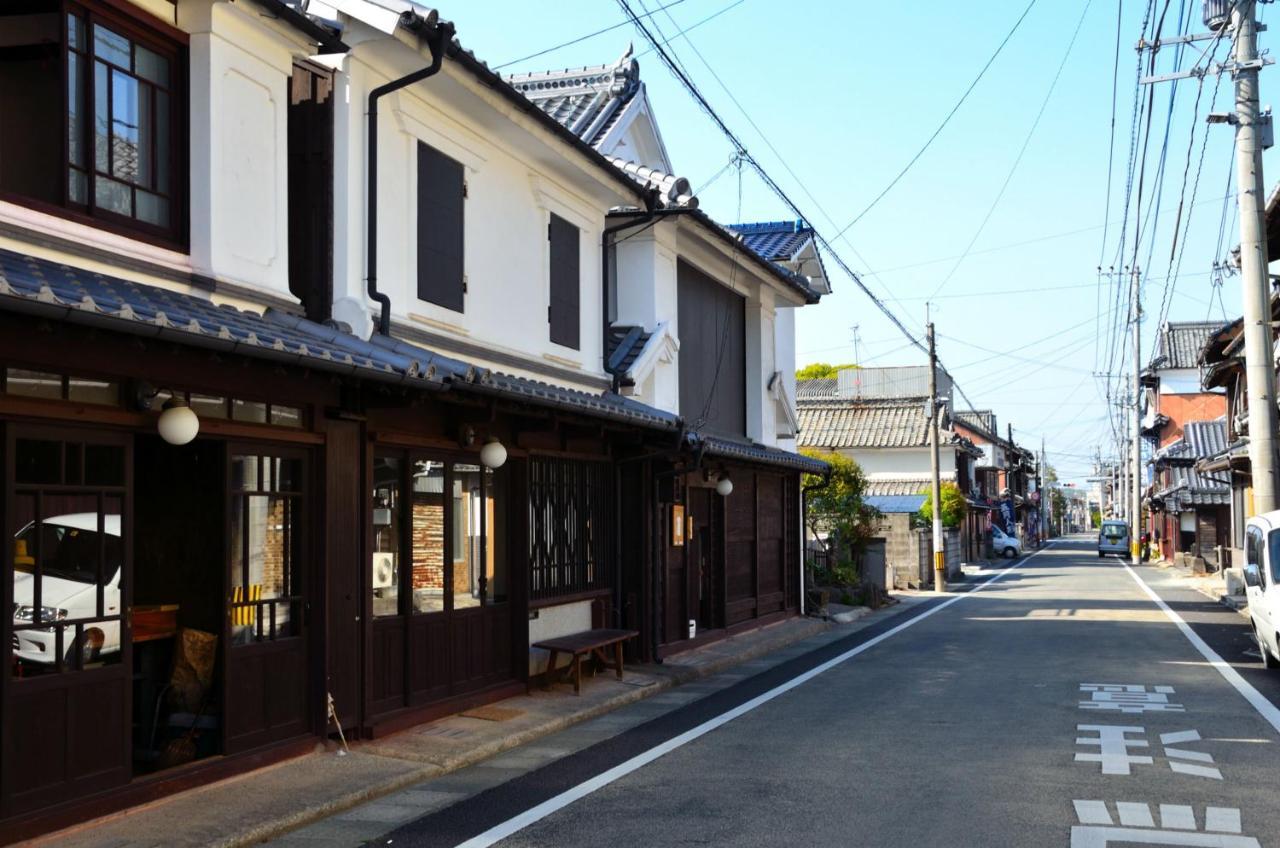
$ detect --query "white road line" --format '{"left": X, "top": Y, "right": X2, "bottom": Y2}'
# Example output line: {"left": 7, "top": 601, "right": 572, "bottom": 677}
{"left": 1116, "top": 802, "right": 1155, "bottom": 828}
{"left": 1120, "top": 562, "right": 1280, "bottom": 736}
{"left": 453, "top": 544, "right": 1059, "bottom": 848}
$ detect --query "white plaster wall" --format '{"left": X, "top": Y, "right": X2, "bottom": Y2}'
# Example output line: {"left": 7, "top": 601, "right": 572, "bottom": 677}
{"left": 841, "top": 446, "right": 959, "bottom": 476}
{"left": 528, "top": 600, "right": 592, "bottom": 676}
{"left": 339, "top": 49, "right": 625, "bottom": 391}
{"left": 615, "top": 222, "right": 681, "bottom": 413}
{"left": 181, "top": 1, "right": 295, "bottom": 299}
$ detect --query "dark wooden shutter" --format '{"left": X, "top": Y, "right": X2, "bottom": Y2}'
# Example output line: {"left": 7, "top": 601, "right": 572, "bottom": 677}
{"left": 417, "top": 142, "right": 465, "bottom": 312}
{"left": 548, "top": 214, "right": 580, "bottom": 349}
{"left": 287, "top": 63, "right": 334, "bottom": 323}
{"left": 677, "top": 260, "right": 746, "bottom": 437}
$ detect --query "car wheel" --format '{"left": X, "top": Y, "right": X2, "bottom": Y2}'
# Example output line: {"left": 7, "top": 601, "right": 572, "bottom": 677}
{"left": 64, "top": 629, "right": 103, "bottom": 668}
{"left": 1098, "top": 552, "right": 1105, "bottom": 558}
{"left": 1003, "top": 547, "right": 1016, "bottom": 559}
{"left": 1256, "top": 626, "right": 1280, "bottom": 669}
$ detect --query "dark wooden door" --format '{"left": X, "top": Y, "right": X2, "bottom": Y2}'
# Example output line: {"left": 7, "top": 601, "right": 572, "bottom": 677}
{"left": 325, "top": 420, "right": 361, "bottom": 729}
{"left": 688, "top": 487, "right": 719, "bottom": 632}
{"left": 2, "top": 426, "right": 132, "bottom": 818}
{"left": 225, "top": 449, "right": 312, "bottom": 755}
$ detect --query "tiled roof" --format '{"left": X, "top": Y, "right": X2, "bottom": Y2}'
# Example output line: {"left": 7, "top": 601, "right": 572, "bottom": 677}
{"left": 605, "top": 157, "right": 697, "bottom": 208}
{"left": 606, "top": 325, "right": 652, "bottom": 376}
{"left": 696, "top": 434, "right": 829, "bottom": 475}
{"left": 1153, "top": 321, "right": 1221, "bottom": 370}
{"left": 864, "top": 473, "right": 956, "bottom": 497}
{"left": 796, "top": 378, "right": 838, "bottom": 400}
{"left": 729, "top": 220, "right": 815, "bottom": 261}
{"left": 865, "top": 494, "right": 926, "bottom": 514}
{"left": 0, "top": 249, "right": 442, "bottom": 388}
{"left": 507, "top": 48, "right": 641, "bottom": 149}
{"left": 797, "top": 398, "right": 929, "bottom": 449}
{"left": 0, "top": 248, "right": 683, "bottom": 432}
{"left": 1151, "top": 418, "right": 1230, "bottom": 509}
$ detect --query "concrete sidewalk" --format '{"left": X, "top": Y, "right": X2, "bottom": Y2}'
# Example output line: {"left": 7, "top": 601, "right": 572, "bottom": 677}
{"left": 26, "top": 602, "right": 920, "bottom": 848}
{"left": 1148, "top": 557, "right": 1250, "bottom": 616}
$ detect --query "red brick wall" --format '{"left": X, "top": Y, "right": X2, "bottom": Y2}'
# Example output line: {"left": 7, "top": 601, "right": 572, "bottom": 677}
{"left": 411, "top": 494, "right": 444, "bottom": 591}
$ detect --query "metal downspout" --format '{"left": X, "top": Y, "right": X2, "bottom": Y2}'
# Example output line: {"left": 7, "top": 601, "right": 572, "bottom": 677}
{"left": 367, "top": 15, "right": 454, "bottom": 336}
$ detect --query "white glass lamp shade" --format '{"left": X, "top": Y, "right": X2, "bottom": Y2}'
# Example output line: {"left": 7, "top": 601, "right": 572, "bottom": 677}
{"left": 479, "top": 437, "right": 507, "bottom": 469}
{"left": 716, "top": 475, "right": 734, "bottom": 497}
{"left": 157, "top": 399, "right": 200, "bottom": 445}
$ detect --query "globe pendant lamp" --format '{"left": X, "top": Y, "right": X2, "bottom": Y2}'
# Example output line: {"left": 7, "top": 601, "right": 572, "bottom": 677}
{"left": 715, "top": 474, "right": 734, "bottom": 497}
{"left": 479, "top": 437, "right": 507, "bottom": 469}
{"left": 157, "top": 397, "right": 200, "bottom": 445}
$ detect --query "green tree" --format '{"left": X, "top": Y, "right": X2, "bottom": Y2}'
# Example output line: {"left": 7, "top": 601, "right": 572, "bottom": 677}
{"left": 801, "top": 449, "right": 879, "bottom": 585}
{"left": 795, "top": 362, "right": 857, "bottom": 381}
{"left": 918, "top": 481, "right": 967, "bottom": 528}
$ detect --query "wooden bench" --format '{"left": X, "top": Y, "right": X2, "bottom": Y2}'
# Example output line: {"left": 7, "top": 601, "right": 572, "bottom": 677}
{"left": 532, "top": 629, "right": 639, "bottom": 695}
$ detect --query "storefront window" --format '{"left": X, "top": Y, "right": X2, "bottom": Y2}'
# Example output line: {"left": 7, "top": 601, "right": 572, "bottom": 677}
{"left": 9, "top": 435, "right": 127, "bottom": 676}
{"left": 411, "top": 460, "right": 446, "bottom": 614}
{"left": 372, "top": 456, "right": 402, "bottom": 617}
{"left": 487, "top": 467, "right": 507, "bottom": 604}
{"left": 229, "top": 453, "right": 302, "bottom": 644}
{"left": 453, "top": 464, "right": 482, "bottom": 610}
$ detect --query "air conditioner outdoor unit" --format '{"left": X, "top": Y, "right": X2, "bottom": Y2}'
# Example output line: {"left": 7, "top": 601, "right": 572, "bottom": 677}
{"left": 371, "top": 552, "right": 396, "bottom": 589}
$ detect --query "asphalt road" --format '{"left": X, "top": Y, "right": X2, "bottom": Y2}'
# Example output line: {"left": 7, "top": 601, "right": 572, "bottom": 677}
{"left": 381, "top": 537, "right": 1280, "bottom": 847}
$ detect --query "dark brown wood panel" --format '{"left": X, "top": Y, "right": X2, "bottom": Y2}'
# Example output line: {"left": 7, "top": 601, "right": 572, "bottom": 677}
{"left": 226, "top": 640, "right": 308, "bottom": 754}
{"left": 370, "top": 618, "right": 406, "bottom": 714}
{"left": 676, "top": 260, "right": 746, "bottom": 438}
{"left": 324, "top": 420, "right": 362, "bottom": 729}
{"left": 287, "top": 62, "right": 334, "bottom": 322}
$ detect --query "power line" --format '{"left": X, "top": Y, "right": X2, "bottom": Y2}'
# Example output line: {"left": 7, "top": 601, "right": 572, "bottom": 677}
{"left": 927, "top": 0, "right": 1094, "bottom": 301}
{"left": 1099, "top": 0, "right": 1126, "bottom": 266}
{"left": 635, "top": 0, "right": 747, "bottom": 59}
{"left": 831, "top": 0, "right": 1039, "bottom": 238}
{"left": 491, "top": 0, "right": 690, "bottom": 70}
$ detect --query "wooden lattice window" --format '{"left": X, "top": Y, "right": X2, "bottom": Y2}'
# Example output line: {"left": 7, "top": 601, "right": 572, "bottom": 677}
{"left": 528, "top": 457, "right": 614, "bottom": 602}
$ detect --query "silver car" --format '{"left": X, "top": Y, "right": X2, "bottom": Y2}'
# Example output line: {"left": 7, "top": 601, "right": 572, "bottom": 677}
{"left": 1098, "top": 520, "right": 1130, "bottom": 558}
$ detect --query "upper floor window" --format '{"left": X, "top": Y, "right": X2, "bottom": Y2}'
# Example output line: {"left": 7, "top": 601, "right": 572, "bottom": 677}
{"left": 0, "top": 2, "right": 183, "bottom": 243}
{"left": 417, "top": 141, "right": 465, "bottom": 312}
{"left": 548, "top": 213, "right": 580, "bottom": 349}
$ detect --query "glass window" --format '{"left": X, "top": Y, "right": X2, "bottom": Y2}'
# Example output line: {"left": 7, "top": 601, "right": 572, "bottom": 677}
{"left": 486, "top": 467, "right": 507, "bottom": 604}
{"left": 6, "top": 368, "right": 63, "bottom": 399}
{"left": 67, "top": 375, "right": 119, "bottom": 405}
{"left": 232, "top": 399, "right": 268, "bottom": 424}
{"left": 452, "top": 463, "right": 482, "bottom": 610}
{"left": 10, "top": 478, "right": 124, "bottom": 675}
{"left": 1267, "top": 529, "right": 1280, "bottom": 586}
{"left": 230, "top": 454, "right": 302, "bottom": 644}
{"left": 372, "top": 456, "right": 402, "bottom": 617}
{"left": 270, "top": 405, "right": 303, "bottom": 428}
{"left": 411, "top": 460, "right": 445, "bottom": 614}
{"left": 189, "top": 393, "right": 229, "bottom": 420}
{"left": 14, "top": 438, "right": 62, "bottom": 484}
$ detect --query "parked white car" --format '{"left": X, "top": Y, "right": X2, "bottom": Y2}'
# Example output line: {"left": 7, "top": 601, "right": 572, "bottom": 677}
{"left": 1244, "top": 510, "right": 1280, "bottom": 670}
{"left": 12, "top": 513, "right": 122, "bottom": 666}
{"left": 992, "top": 526, "right": 1021, "bottom": 559}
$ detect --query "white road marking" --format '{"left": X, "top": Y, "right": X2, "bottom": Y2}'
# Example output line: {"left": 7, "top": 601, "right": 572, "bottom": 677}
{"left": 1160, "top": 805, "right": 1197, "bottom": 830}
{"left": 1164, "top": 747, "right": 1214, "bottom": 763}
{"left": 1074, "top": 800, "right": 1114, "bottom": 825}
{"left": 1080, "top": 683, "right": 1185, "bottom": 714}
{"left": 1204, "top": 808, "right": 1242, "bottom": 834}
{"left": 1116, "top": 802, "right": 1155, "bottom": 827}
{"left": 1160, "top": 730, "right": 1202, "bottom": 745}
{"left": 1169, "top": 762, "right": 1224, "bottom": 780}
{"left": 1120, "top": 562, "right": 1280, "bottom": 736}
{"left": 1075, "top": 725, "right": 1152, "bottom": 774}
{"left": 452, "top": 545, "right": 1058, "bottom": 848}
{"left": 1072, "top": 802, "right": 1258, "bottom": 846}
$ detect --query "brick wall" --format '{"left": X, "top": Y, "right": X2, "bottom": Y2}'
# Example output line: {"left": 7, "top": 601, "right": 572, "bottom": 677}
{"left": 411, "top": 495, "right": 444, "bottom": 590}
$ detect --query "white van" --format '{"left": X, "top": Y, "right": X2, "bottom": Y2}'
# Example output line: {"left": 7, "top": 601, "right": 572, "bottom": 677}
{"left": 11, "top": 513, "right": 122, "bottom": 666}
{"left": 1243, "top": 510, "right": 1280, "bottom": 669}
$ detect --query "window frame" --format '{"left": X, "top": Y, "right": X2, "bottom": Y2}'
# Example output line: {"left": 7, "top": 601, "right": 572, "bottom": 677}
{"left": 370, "top": 448, "right": 507, "bottom": 618}
{"left": 415, "top": 141, "right": 466, "bottom": 313}
{"left": 0, "top": 0, "right": 187, "bottom": 249}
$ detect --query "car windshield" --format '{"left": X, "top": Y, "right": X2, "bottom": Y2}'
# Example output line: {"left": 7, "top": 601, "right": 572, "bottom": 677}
{"left": 13, "top": 522, "right": 121, "bottom": 585}
{"left": 1102, "top": 524, "right": 1126, "bottom": 540}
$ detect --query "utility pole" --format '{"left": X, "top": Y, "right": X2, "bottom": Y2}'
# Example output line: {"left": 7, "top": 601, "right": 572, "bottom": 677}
{"left": 1130, "top": 267, "right": 1143, "bottom": 565}
{"left": 1231, "top": 0, "right": 1280, "bottom": 515}
{"left": 928, "top": 321, "right": 945, "bottom": 592}
{"left": 1042, "top": 437, "right": 1051, "bottom": 540}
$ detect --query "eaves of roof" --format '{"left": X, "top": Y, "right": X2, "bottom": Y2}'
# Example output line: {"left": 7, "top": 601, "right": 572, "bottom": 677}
{"left": 614, "top": 207, "right": 820, "bottom": 304}
{"left": 696, "top": 433, "right": 829, "bottom": 475}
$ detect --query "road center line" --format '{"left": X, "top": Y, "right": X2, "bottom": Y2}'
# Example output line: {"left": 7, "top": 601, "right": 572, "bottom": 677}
{"left": 454, "top": 544, "right": 1058, "bottom": 848}
{"left": 1120, "top": 562, "right": 1280, "bottom": 736}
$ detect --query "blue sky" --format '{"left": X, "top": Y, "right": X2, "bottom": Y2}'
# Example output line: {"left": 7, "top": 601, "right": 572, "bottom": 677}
{"left": 444, "top": 1, "right": 1266, "bottom": 484}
